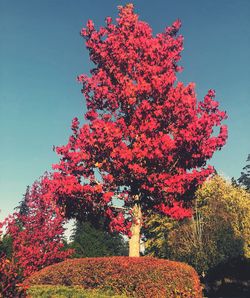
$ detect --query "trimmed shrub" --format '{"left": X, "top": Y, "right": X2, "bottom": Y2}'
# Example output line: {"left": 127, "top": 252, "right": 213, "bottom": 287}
{"left": 23, "top": 257, "right": 202, "bottom": 298}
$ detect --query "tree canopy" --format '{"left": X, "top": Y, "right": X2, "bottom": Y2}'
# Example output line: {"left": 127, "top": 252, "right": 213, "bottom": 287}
{"left": 45, "top": 4, "right": 227, "bottom": 256}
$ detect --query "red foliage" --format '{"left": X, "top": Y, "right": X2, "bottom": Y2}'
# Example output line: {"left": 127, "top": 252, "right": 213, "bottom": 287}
{"left": 0, "top": 254, "right": 24, "bottom": 298}
{"left": 24, "top": 256, "right": 202, "bottom": 297}
{"left": 8, "top": 176, "right": 73, "bottom": 277}
{"left": 0, "top": 175, "right": 73, "bottom": 297}
{"left": 49, "top": 4, "right": 227, "bottom": 235}
{"left": 0, "top": 222, "right": 24, "bottom": 297}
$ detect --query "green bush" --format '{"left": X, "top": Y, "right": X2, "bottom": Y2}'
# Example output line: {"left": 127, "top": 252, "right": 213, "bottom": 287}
{"left": 23, "top": 257, "right": 202, "bottom": 298}
{"left": 27, "top": 285, "right": 127, "bottom": 298}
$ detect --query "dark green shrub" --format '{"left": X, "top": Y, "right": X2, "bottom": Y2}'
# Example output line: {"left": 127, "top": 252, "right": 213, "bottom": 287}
{"left": 205, "top": 257, "right": 250, "bottom": 297}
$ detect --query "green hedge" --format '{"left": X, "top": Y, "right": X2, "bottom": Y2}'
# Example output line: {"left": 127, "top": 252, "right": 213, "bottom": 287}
{"left": 23, "top": 257, "right": 202, "bottom": 298}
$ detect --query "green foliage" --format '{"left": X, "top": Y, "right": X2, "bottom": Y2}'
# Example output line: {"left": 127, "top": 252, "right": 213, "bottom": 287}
{"left": 69, "top": 221, "right": 128, "bottom": 257}
{"left": 142, "top": 214, "right": 176, "bottom": 259}
{"left": 145, "top": 175, "right": 250, "bottom": 274}
{"left": 0, "top": 187, "right": 30, "bottom": 261}
{"left": 15, "top": 186, "right": 30, "bottom": 216}
{"left": 238, "top": 154, "right": 250, "bottom": 191}
{"left": 23, "top": 257, "right": 202, "bottom": 298}
{"left": 27, "top": 285, "right": 127, "bottom": 298}
{"left": 0, "top": 234, "right": 13, "bottom": 259}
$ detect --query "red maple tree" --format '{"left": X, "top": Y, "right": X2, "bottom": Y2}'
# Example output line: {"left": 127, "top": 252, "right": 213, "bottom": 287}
{"left": 49, "top": 4, "right": 227, "bottom": 256}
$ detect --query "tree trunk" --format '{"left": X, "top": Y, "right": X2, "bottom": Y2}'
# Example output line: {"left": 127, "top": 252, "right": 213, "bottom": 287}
{"left": 129, "top": 202, "right": 142, "bottom": 257}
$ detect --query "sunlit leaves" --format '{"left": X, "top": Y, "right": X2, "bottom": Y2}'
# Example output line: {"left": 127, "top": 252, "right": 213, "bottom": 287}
{"left": 51, "top": 4, "right": 227, "bottom": 234}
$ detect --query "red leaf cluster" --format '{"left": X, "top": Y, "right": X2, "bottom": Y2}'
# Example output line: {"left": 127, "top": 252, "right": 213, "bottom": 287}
{"left": 0, "top": 222, "right": 24, "bottom": 297}
{"left": 49, "top": 4, "right": 227, "bottom": 234}
{"left": 0, "top": 175, "right": 73, "bottom": 297}
{"left": 0, "top": 254, "right": 24, "bottom": 297}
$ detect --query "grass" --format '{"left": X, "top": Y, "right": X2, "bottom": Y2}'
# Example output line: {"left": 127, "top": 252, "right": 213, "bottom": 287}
{"left": 27, "top": 285, "right": 128, "bottom": 298}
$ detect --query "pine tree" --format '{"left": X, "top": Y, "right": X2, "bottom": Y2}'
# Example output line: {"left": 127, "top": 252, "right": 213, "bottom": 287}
{"left": 70, "top": 220, "right": 128, "bottom": 257}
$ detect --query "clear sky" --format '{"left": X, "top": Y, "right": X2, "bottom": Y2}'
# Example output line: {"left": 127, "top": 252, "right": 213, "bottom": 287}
{"left": 0, "top": 0, "right": 249, "bottom": 221}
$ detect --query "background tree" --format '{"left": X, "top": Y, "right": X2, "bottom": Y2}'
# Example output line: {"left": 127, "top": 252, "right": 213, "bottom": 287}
{"left": 0, "top": 187, "right": 31, "bottom": 263}
{"left": 144, "top": 175, "right": 250, "bottom": 274}
{"left": 69, "top": 220, "right": 128, "bottom": 257}
{"left": 49, "top": 4, "right": 227, "bottom": 257}
{"left": 0, "top": 175, "right": 73, "bottom": 297}
{"left": 6, "top": 176, "right": 73, "bottom": 278}
{"left": 15, "top": 186, "right": 30, "bottom": 216}
{"left": 0, "top": 221, "right": 23, "bottom": 297}
{"left": 142, "top": 212, "right": 175, "bottom": 259}
{"left": 0, "top": 233, "right": 12, "bottom": 259}
{"left": 238, "top": 154, "right": 250, "bottom": 191}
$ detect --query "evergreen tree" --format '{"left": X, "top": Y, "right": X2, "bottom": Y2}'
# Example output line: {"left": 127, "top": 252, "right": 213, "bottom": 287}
{"left": 0, "top": 234, "right": 12, "bottom": 259}
{"left": 17, "top": 186, "right": 30, "bottom": 216}
{"left": 70, "top": 220, "right": 128, "bottom": 257}
{"left": 238, "top": 154, "right": 250, "bottom": 191}
{"left": 0, "top": 187, "right": 30, "bottom": 260}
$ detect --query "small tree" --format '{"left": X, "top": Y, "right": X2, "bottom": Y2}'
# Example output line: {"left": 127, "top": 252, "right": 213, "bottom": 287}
{"left": 50, "top": 4, "right": 227, "bottom": 256}
{"left": 7, "top": 176, "right": 73, "bottom": 277}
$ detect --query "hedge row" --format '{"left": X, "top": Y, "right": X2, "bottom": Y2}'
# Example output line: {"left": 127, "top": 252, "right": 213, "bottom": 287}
{"left": 23, "top": 257, "right": 202, "bottom": 297}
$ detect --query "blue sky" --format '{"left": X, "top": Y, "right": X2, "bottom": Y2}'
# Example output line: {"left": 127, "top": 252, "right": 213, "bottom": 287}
{"left": 0, "top": 0, "right": 249, "bottom": 220}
